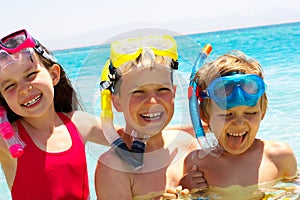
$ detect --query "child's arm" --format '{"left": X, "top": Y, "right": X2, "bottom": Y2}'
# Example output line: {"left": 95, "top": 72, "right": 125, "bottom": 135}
{"left": 68, "top": 110, "right": 109, "bottom": 145}
{"left": 0, "top": 138, "right": 17, "bottom": 189}
{"left": 268, "top": 141, "right": 297, "bottom": 178}
{"left": 179, "top": 151, "right": 208, "bottom": 193}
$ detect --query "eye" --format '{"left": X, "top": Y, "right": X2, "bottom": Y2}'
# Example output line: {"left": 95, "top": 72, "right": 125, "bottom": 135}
{"left": 132, "top": 89, "right": 145, "bottom": 95}
{"left": 27, "top": 71, "right": 38, "bottom": 79}
{"left": 4, "top": 83, "right": 16, "bottom": 91}
{"left": 158, "top": 87, "right": 171, "bottom": 91}
{"left": 245, "top": 111, "right": 258, "bottom": 115}
{"left": 157, "top": 87, "right": 172, "bottom": 93}
{"left": 219, "top": 112, "right": 233, "bottom": 117}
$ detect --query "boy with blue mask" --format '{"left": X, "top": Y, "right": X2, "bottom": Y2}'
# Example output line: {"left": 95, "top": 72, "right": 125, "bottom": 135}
{"left": 179, "top": 50, "right": 297, "bottom": 199}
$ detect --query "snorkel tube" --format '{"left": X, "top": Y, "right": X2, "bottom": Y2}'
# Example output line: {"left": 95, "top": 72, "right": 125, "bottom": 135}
{"left": 188, "top": 44, "right": 223, "bottom": 158}
{"left": 100, "top": 60, "right": 145, "bottom": 170}
{"left": 0, "top": 106, "right": 25, "bottom": 158}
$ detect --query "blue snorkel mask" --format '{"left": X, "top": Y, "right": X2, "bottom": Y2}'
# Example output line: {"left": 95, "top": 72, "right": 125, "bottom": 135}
{"left": 201, "top": 73, "right": 266, "bottom": 110}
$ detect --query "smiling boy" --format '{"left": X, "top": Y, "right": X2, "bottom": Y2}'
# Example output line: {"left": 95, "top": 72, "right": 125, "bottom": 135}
{"left": 180, "top": 50, "right": 297, "bottom": 199}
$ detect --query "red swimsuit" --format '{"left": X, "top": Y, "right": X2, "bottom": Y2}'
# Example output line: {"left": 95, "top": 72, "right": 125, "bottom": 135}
{"left": 11, "top": 113, "right": 89, "bottom": 200}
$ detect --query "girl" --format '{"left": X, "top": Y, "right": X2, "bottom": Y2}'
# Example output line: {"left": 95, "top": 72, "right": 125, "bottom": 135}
{"left": 0, "top": 29, "right": 108, "bottom": 199}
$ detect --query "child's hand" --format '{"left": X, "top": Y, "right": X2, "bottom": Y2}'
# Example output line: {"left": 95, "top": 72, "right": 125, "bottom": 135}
{"left": 160, "top": 186, "right": 190, "bottom": 200}
{"left": 179, "top": 165, "right": 208, "bottom": 193}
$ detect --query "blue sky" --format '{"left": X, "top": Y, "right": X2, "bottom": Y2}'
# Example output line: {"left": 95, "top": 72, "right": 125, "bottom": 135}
{"left": 2, "top": 0, "right": 300, "bottom": 50}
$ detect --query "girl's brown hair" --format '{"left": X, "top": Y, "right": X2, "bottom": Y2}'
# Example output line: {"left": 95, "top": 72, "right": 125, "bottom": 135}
{"left": 0, "top": 45, "right": 83, "bottom": 122}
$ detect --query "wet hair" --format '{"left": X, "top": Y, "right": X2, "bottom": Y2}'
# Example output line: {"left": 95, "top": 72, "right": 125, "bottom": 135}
{"left": 195, "top": 50, "right": 268, "bottom": 122}
{"left": 112, "top": 49, "right": 175, "bottom": 95}
{"left": 0, "top": 44, "right": 83, "bottom": 122}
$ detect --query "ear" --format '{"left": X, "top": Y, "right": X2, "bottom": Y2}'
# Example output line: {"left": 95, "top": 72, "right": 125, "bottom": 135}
{"left": 261, "top": 110, "right": 266, "bottom": 120}
{"left": 173, "top": 85, "right": 177, "bottom": 96}
{"left": 112, "top": 94, "right": 122, "bottom": 112}
{"left": 49, "top": 64, "right": 61, "bottom": 86}
{"left": 260, "top": 97, "right": 267, "bottom": 120}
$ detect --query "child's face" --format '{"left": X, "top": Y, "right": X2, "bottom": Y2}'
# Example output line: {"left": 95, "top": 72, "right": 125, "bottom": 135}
{"left": 209, "top": 100, "right": 263, "bottom": 155}
{"left": 0, "top": 60, "right": 59, "bottom": 117}
{"left": 112, "top": 66, "right": 175, "bottom": 137}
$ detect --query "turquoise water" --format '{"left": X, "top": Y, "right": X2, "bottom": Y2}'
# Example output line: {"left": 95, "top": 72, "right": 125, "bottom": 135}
{"left": 1, "top": 22, "right": 300, "bottom": 199}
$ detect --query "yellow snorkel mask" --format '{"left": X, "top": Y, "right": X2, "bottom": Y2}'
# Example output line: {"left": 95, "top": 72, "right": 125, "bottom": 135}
{"left": 110, "top": 35, "right": 178, "bottom": 69}
{"left": 99, "top": 35, "right": 178, "bottom": 170}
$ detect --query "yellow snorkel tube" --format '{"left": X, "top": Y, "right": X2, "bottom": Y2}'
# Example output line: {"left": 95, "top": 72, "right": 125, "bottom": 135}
{"left": 100, "top": 60, "right": 145, "bottom": 170}
{"left": 100, "top": 62, "right": 113, "bottom": 119}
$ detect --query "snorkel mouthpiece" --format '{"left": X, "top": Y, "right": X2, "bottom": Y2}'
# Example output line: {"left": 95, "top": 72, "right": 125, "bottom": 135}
{"left": 111, "top": 138, "right": 145, "bottom": 170}
{"left": 188, "top": 44, "right": 223, "bottom": 158}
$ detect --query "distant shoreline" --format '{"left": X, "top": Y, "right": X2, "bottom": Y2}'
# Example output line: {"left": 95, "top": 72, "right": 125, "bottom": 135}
{"left": 52, "top": 20, "right": 300, "bottom": 52}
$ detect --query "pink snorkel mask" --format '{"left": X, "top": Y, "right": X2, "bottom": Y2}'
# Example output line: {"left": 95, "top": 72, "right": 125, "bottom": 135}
{"left": 0, "top": 29, "right": 57, "bottom": 69}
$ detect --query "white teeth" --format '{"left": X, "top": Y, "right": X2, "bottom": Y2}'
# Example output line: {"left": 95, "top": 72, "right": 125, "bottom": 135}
{"left": 141, "top": 112, "right": 162, "bottom": 120}
{"left": 228, "top": 132, "right": 247, "bottom": 137}
{"left": 24, "top": 95, "right": 41, "bottom": 106}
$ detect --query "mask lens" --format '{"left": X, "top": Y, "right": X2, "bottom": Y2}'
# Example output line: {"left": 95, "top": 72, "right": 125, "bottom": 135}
{"left": 2, "top": 32, "right": 26, "bottom": 49}
{"left": 0, "top": 49, "right": 33, "bottom": 69}
{"left": 241, "top": 78, "right": 259, "bottom": 94}
{"left": 110, "top": 35, "right": 178, "bottom": 69}
{"left": 209, "top": 78, "right": 234, "bottom": 99}
{"left": 206, "top": 74, "right": 265, "bottom": 110}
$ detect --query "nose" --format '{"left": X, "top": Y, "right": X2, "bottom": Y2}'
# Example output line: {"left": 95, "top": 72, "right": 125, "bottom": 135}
{"left": 149, "top": 96, "right": 158, "bottom": 104}
{"left": 233, "top": 114, "right": 245, "bottom": 126}
{"left": 19, "top": 83, "right": 32, "bottom": 95}
{"left": 146, "top": 92, "right": 159, "bottom": 104}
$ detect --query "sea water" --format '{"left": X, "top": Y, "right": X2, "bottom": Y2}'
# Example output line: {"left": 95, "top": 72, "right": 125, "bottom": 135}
{"left": 0, "top": 22, "right": 299, "bottom": 199}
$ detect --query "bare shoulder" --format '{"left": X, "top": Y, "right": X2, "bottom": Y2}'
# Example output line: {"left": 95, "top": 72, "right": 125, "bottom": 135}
{"left": 66, "top": 110, "right": 100, "bottom": 128}
{"left": 264, "top": 140, "right": 297, "bottom": 177}
{"left": 163, "top": 130, "right": 197, "bottom": 149}
{"left": 95, "top": 149, "right": 133, "bottom": 199}
{"left": 96, "top": 149, "right": 120, "bottom": 172}
{"left": 264, "top": 140, "right": 295, "bottom": 157}
{"left": 97, "top": 148, "right": 132, "bottom": 172}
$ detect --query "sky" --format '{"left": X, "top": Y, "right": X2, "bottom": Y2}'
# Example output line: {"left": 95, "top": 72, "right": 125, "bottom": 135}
{"left": 1, "top": 0, "right": 300, "bottom": 50}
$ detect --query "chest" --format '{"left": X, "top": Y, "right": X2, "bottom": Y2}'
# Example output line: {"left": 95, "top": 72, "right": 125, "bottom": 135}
{"left": 200, "top": 153, "right": 279, "bottom": 187}
{"left": 130, "top": 151, "right": 185, "bottom": 196}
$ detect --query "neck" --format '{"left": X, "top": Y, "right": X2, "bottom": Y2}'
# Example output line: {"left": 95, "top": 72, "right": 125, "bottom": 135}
{"left": 123, "top": 127, "right": 165, "bottom": 152}
{"left": 21, "top": 108, "right": 58, "bottom": 132}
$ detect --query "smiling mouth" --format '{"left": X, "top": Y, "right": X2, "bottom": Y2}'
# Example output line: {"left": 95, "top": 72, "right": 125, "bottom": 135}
{"left": 140, "top": 112, "right": 162, "bottom": 121}
{"left": 227, "top": 131, "right": 247, "bottom": 137}
{"left": 226, "top": 131, "right": 248, "bottom": 150}
{"left": 22, "top": 94, "right": 42, "bottom": 107}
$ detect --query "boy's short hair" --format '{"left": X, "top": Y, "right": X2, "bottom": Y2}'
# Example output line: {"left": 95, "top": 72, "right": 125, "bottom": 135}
{"left": 195, "top": 50, "right": 268, "bottom": 122}
{"left": 113, "top": 49, "right": 175, "bottom": 95}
